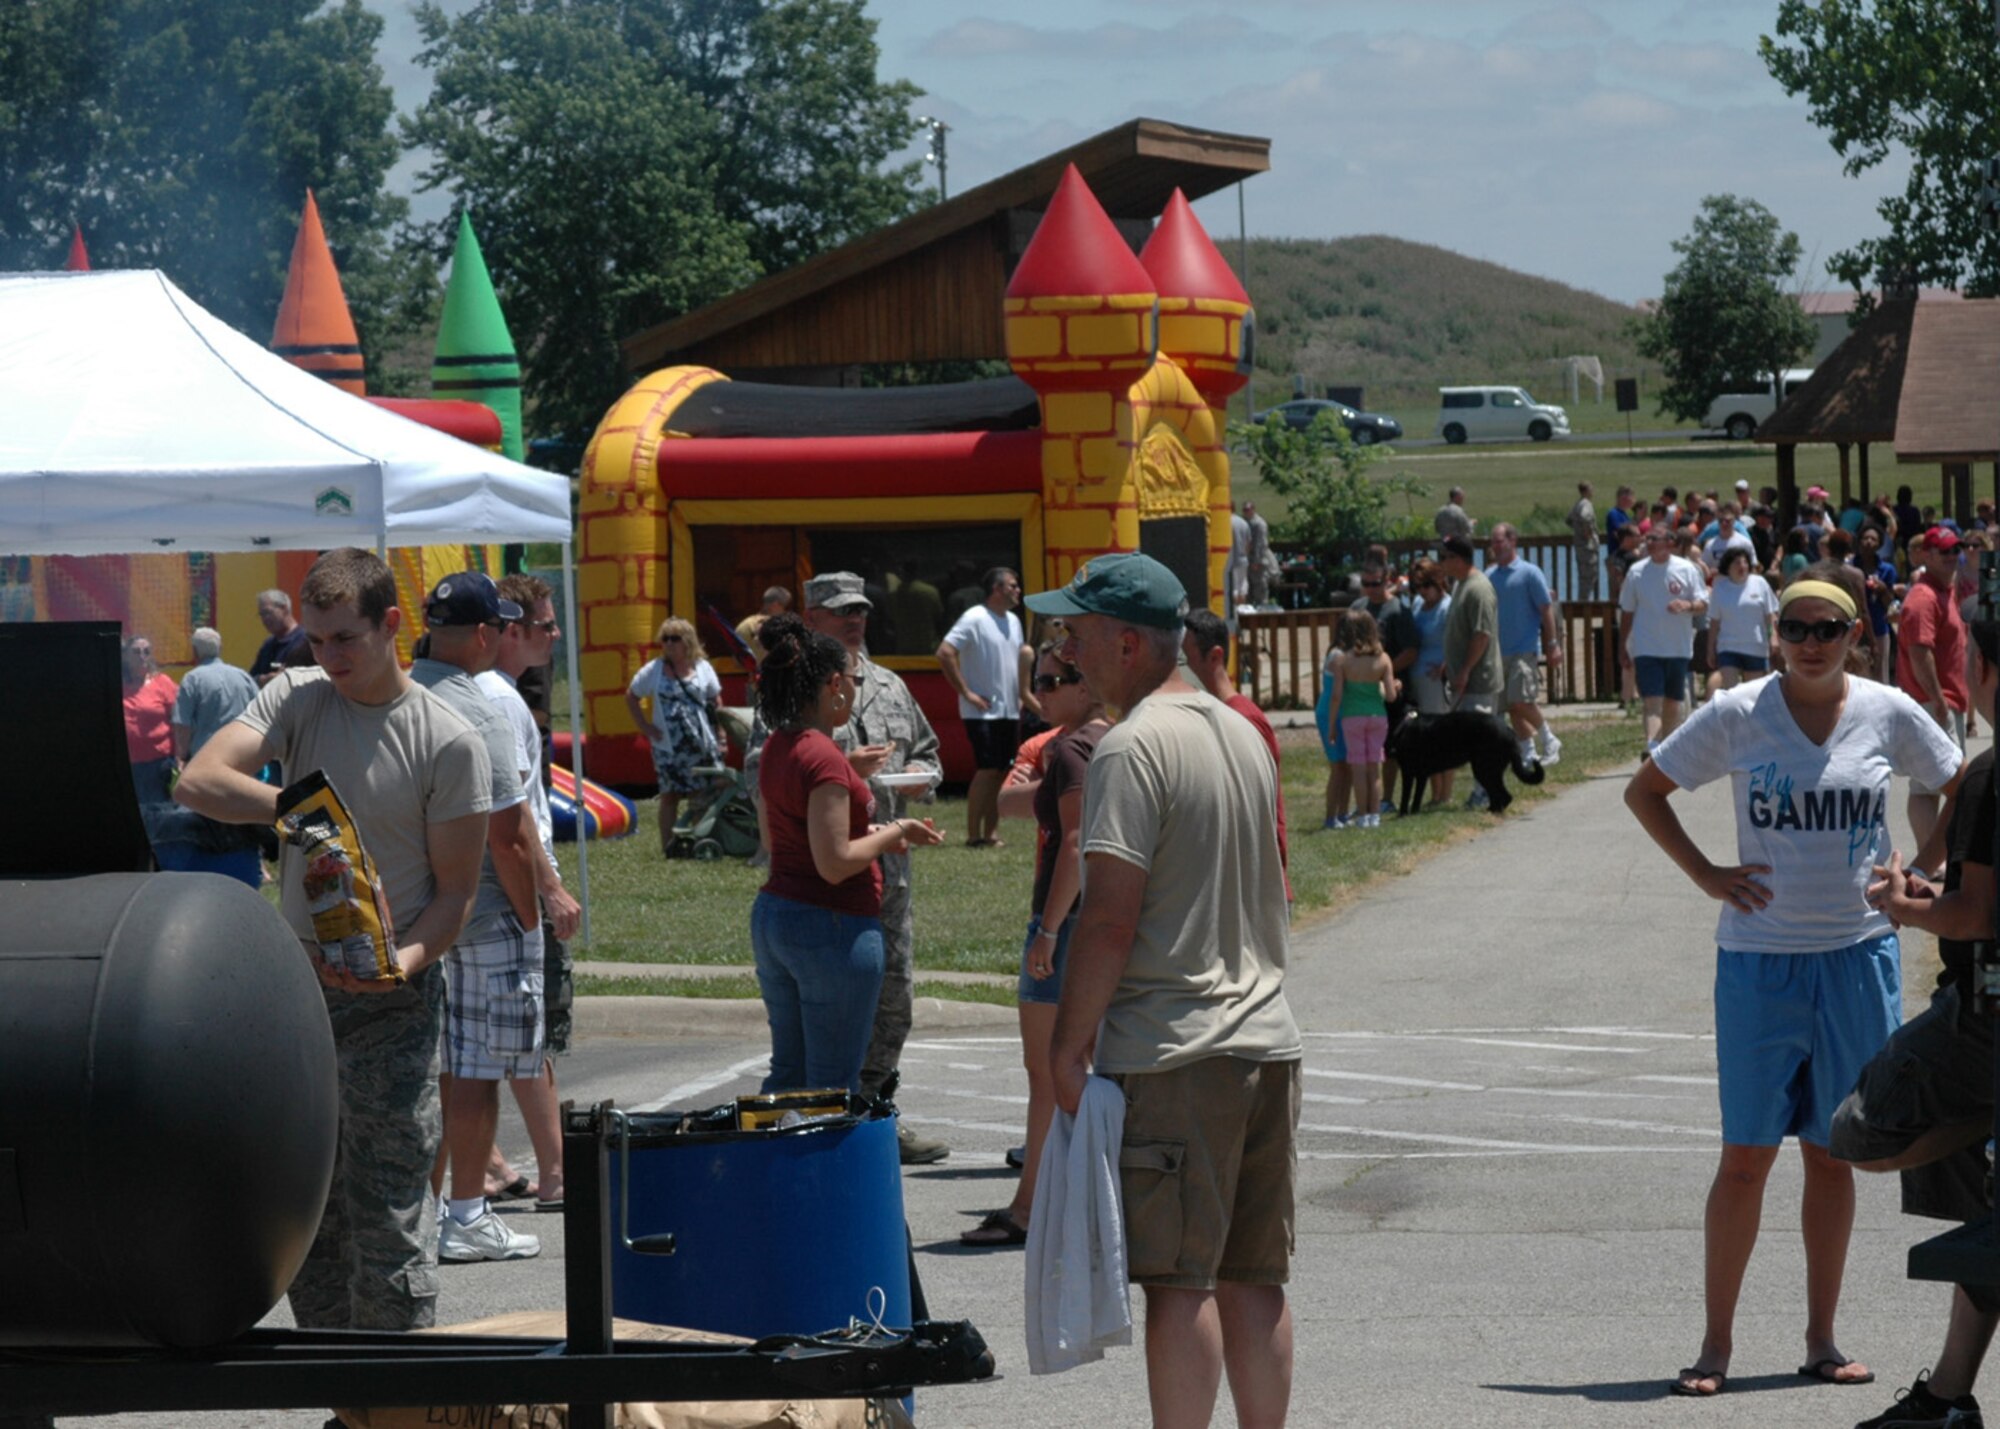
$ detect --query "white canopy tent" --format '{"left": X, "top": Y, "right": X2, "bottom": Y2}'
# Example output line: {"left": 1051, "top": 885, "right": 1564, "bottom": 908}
{"left": 0, "top": 269, "right": 597, "bottom": 937}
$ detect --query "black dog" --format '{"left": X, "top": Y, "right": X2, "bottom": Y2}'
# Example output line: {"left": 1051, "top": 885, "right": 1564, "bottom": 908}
{"left": 1389, "top": 709, "right": 1545, "bottom": 816}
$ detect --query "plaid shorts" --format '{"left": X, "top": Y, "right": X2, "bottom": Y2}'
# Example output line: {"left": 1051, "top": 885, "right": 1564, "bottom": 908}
{"left": 443, "top": 911, "right": 545, "bottom": 1080}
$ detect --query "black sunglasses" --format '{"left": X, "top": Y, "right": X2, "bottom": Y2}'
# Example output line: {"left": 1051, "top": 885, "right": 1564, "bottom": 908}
{"left": 1361, "top": 579, "right": 1385, "bottom": 589}
{"left": 1033, "top": 672, "right": 1084, "bottom": 693}
{"left": 1778, "top": 617, "right": 1853, "bottom": 645}
{"left": 661, "top": 634, "right": 684, "bottom": 644}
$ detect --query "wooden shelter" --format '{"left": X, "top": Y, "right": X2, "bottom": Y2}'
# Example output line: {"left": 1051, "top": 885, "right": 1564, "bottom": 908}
{"left": 618, "top": 118, "right": 1270, "bottom": 383}
{"left": 1753, "top": 297, "right": 1913, "bottom": 529}
{"left": 1893, "top": 299, "right": 2000, "bottom": 521}
{"left": 1757, "top": 297, "right": 2000, "bottom": 528}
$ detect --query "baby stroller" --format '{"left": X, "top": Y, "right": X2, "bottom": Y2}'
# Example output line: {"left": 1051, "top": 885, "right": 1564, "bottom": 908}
{"left": 667, "top": 765, "right": 761, "bottom": 861}
{"left": 666, "top": 707, "right": 761, "bottom": 861}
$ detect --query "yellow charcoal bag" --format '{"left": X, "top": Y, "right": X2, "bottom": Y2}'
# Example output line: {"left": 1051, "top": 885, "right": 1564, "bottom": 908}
{"left": 275, "top": 770, "right": 400, "bottom": 982}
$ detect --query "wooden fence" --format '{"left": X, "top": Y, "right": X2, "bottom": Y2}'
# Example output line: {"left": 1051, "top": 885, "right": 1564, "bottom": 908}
{"left": 1272, "top": 533, "right": 1607, "bottom": 607}
{"left": 1240, "top": 599, "right": 1624, "bottom": 709}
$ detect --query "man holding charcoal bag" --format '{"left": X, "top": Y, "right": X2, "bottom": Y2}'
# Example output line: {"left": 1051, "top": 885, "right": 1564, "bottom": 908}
{"left": 176, "top": 546, "right": 491, "bottom": 1332}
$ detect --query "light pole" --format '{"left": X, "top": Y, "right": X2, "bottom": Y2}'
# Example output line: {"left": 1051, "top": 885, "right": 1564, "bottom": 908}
{"left": 917, "top": 115, "right": 950, "bottom": 200}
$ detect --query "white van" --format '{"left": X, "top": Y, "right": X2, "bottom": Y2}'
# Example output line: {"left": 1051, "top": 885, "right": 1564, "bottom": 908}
{"left": 1435, "top": 386, "right": 1570, "bottom": 444}
{"left": 1701, "top": 369, "right": 1813, "bottom": 441}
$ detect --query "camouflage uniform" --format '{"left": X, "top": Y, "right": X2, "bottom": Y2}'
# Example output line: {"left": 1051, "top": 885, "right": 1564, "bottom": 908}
{"left": 287, "top": 967, "right": 446, "bottom": 1330}
{"left": 835, "top": 652, "right": 940, "bottom": 1096}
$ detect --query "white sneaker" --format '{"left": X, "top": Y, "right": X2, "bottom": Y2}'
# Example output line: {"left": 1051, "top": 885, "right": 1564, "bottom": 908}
{"left": 1518, "top": 738, "right": 1537, "bottom": 766}
{"left": 439, "top": 1206, "right": 541, "bottom": 1263}
{"left": 1466, "top": 785, "right": 1491, "bottom": 811}
{"left": 1540, "top": 731, "right": 1563, "bottom": 767}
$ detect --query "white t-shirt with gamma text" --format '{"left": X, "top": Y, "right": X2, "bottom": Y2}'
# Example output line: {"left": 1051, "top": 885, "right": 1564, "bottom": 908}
{"left": 1619, "top": 554, "right": 1707, "bottom": 659}
{"left": 1652, "top": 677, "right": 1962, "bottom": 953}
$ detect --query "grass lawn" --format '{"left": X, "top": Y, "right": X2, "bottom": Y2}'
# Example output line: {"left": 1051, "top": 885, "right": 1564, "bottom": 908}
{"left": 568, "top": 712, "right": 1639, "bottom": 983}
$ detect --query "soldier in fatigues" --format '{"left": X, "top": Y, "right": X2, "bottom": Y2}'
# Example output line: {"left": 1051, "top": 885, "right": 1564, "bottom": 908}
{"left": 803, "top": 573, "right": 949, "bottom": 1162}
{"left": 176, "top": 549, "right": 491, "bottom": 1331}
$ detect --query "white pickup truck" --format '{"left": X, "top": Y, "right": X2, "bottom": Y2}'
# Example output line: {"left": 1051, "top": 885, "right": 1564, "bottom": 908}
{"left": 1702, "top": 369, "right": 1813, "bottom": 441}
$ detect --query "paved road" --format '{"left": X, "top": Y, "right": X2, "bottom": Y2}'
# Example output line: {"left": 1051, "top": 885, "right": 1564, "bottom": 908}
{"left": 82, "top": 745, "right": 1982, "bottom": 1427}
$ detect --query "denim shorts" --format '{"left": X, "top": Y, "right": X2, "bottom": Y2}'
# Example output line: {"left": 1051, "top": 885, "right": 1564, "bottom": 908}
{"left": 1017, "top": 911, "right": 1076, "bottom": 1005}
{"left": 1714, "top": 934, "right": 1901, "bottom": 1147}
{"left": 1633, "top": 655, "right": 1691, "bottom": 701}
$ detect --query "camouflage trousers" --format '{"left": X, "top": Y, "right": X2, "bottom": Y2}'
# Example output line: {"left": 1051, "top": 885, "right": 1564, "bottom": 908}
{"left": 288, "top": 965, "right": 445, "bottom": 1331}
{"left": 859, "top": 880, "right": 913, "bottom": 1099}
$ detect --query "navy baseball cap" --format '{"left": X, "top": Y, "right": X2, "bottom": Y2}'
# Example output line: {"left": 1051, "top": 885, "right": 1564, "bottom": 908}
{"left": 425, "top": 571, "right": 523, "bottom": 627}
{"left": 1024, "top": 552, "right": 1188, "bottom": 629}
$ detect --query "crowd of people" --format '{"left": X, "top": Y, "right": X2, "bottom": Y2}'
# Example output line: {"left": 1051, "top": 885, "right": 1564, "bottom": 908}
{"left": 105, "top": 497, "right": 2000, "bottom": 1425}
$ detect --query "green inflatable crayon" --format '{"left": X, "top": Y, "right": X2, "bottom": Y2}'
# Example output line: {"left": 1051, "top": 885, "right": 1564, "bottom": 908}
{"left": 432, "top": 213, "right": 523, "bottom": 461}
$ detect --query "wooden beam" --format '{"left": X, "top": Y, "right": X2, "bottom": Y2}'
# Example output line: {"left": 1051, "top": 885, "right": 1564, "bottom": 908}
{"left": 1859, "top": 442, "right": 1871, "bottom": 504}
{"left": 1837, "top": 442, "right": 1851, "bottom": 506}
{"left": 1777, "top": 443, "right": 1798, "bottom": 531}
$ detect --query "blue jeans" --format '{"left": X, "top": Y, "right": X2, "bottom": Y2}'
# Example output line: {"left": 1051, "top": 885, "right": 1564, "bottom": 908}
{"left": 751, "top": 891, "right": 885, "bottom": 1094}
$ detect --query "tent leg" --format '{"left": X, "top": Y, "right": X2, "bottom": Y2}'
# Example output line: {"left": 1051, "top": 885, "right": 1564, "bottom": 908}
{"left": 562, "top": 543, "right": 591, "bottom": 949}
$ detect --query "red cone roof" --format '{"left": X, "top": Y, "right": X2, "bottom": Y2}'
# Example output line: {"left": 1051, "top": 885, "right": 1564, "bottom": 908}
{"left": 1006, "top": 165, "right": 1155, "bottom": 300}
{"left": 64, "top": 224, "right": 90, "bottom": 271}
{"left": 1140, "top": 189, "right": 1247, "bottom": 304}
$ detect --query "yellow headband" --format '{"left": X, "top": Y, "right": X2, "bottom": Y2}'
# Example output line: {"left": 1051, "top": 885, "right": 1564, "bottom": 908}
{"left": 1779, "top": 579, "right": 1858, "bottom": 621}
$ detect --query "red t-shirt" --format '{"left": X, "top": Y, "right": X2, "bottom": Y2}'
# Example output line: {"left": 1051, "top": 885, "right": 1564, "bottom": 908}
{"left": 759, "top": 727, "right": 882, "bottom": 917}
{"left": 123, "top": 672, "right": 178, "bottom": 762}
{"left": 1226, "top": 692, "right": 1292, "bottom": 898}
{"left": 1896, "top": 574, "right": 1969, "bottom": 714}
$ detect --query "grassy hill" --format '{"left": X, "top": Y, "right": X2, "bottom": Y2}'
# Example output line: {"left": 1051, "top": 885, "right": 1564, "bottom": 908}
{"left": 1240, "top": 235, "right": 1655, "bottom": 415}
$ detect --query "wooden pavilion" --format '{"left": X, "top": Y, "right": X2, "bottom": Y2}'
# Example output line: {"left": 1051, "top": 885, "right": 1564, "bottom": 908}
{"left": 618, "top": 117, "right": 1270, "bottom": 384}
{"left": 1756, "top": 297, "right": 2000, "bottom": 527}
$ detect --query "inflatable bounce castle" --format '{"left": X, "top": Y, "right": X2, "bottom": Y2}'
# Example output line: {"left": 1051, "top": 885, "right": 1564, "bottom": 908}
{"left": 576, "top": 166, "right": 1253, "bottom": 785}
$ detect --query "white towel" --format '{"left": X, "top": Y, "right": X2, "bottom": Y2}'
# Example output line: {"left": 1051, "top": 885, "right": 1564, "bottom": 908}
{"left": 1024, "top": 1075, "right": 1133, "bottom": 1374}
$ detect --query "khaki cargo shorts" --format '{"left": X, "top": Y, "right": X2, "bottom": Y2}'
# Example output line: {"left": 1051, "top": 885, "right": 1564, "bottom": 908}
{"left": 1503, "top": 652, "right": 1543, "bottom": 707}
{"left": 1112, "top": 1056, "right": 1302, "bottom": 1289}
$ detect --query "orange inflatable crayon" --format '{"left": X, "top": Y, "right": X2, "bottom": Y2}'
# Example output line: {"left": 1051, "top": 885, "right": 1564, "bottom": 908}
{"left": 271, "top": 189, "right": 366, "bottom": 395}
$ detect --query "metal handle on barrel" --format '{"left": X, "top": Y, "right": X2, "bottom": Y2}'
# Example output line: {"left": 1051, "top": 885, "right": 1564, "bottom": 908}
{"left": 608, "top": 1108, "right": 677, "bottom": 1256}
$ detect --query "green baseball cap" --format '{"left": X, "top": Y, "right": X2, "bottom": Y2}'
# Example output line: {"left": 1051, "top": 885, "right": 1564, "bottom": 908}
{"left": 1024, "top": 552, "right": 1189, "bottom": 629}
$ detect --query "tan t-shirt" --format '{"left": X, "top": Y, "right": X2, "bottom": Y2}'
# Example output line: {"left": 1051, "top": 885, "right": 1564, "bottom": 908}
{"left": 239, "top": 669, "right": 493, "bottom": 944}
{"left": 1081, "top": 688, "right": 1301, "bottom": 1073}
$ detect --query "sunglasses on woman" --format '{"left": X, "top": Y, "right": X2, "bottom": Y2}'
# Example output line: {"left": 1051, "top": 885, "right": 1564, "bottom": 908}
{"left": 661, "top": 634, "right": 684, "bottom": 644}
{"left": 1032, "top": 672, "right": 1083, "bottom": 693}
{"left": 1777, "top": 617, "right": 1853, "bottom": 645}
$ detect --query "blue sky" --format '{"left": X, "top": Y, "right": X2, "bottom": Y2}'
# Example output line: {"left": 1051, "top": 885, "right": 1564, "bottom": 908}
{"left": 371, "top": 0, "right": 1908, "bottom": 305}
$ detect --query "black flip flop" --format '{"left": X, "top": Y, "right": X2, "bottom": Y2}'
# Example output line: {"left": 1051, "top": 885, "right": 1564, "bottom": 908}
{"left": 491, "top": 1175, "right": 534, "bottom": 1201}
{"left": 1797, "top": 1359, "right": 1875, "bottom": 1385}
{"left": 535, "top": 1197, "right": 564, "bottom": 1214}
{"left": 1670, "top": 1368, "right": 1726, "bottom": 1397}
{"left": 959, "top": 1210, "right": 1027, "bottom": 1247}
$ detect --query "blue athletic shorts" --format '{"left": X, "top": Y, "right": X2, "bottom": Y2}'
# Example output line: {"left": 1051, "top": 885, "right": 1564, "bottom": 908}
{"left": 1714, "top": 934, "right": 1901, "bottom": 1147}
{"left": 1633, "top": 655, "right": 1691, "bottom": 701}
{"left": 1716, "top": 650, "right": 1768, "bottom": 673}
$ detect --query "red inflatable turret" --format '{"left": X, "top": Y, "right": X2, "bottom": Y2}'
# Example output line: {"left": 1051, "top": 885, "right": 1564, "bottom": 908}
{"left": 1140, "top": 189, "right": 1252, "bottom": 401}
{"left": 1003, "top": 165, "right": 1157, "bottom": 395}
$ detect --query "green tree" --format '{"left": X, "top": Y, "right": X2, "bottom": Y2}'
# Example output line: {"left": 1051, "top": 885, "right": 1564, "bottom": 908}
{"left": 0, "top": 0, "right": 420, "bottom": 377}
{"left": 1763, "top": 0, "right": 2000, "bottom": 303}
{"left": 405, "top": 0, "right": 927, "bottom": 438}
{"left": 1632, "top": 195, "right": 1817, "bottom": 423}
{"left": 1231, "top": 415, "right": 1427, "bottom": 562}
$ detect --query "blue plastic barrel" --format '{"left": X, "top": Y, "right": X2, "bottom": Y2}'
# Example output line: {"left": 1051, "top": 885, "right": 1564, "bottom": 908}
{"left": 608, "top": 1106, "right": 910, "bottom": 1339}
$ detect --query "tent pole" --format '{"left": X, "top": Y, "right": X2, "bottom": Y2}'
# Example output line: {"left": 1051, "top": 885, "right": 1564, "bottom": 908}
{"left": 562, "top": 541, "right": 591, "bottom": 947}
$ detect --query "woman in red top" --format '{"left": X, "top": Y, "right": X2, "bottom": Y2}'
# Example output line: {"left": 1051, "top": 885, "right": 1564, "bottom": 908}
{"left": 752, "top": 615, "right": 943, "bottom": 1093}
{"left": 121, "top": 634, "right": 179, "bottom": 804}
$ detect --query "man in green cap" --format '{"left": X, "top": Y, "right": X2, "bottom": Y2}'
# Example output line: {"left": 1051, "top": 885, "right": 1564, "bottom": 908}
{"left": 1027, "top": 552, "right": 1302, "bottom": 1429}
